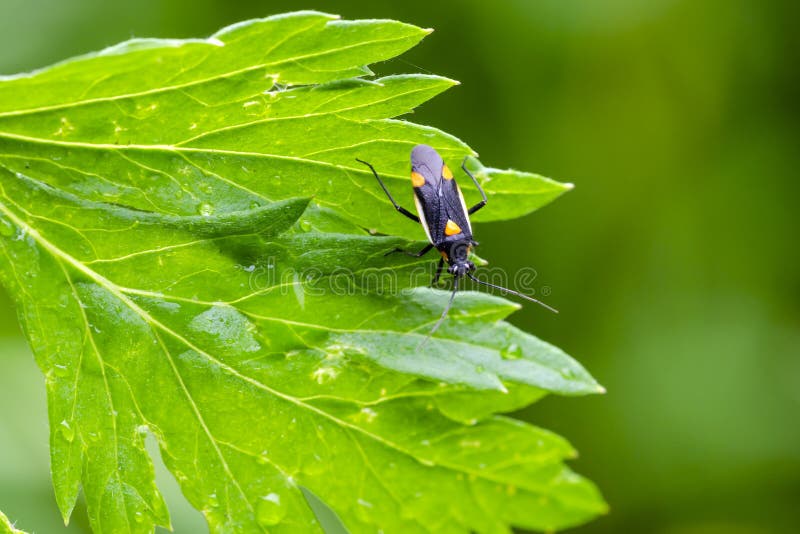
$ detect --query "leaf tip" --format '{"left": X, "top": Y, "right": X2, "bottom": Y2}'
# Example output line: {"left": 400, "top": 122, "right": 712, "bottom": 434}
{"left": 563, "top": 182, "right": 575, "bottom": 190}
{"left": 595, "top": 384, "right": 606, "bottom": 394}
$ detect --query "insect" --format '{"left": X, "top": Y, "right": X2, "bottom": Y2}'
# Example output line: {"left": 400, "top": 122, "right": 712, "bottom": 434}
{"left": 356, "top": 144, "right": 557, "bottom": 341}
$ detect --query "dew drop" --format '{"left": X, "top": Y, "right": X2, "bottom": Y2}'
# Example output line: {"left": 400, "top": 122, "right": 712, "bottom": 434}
{"left": 475, "top": 364, "right": 485, "bottom": 373}
{"left": 59, "top": 420, "right": 75, "bottom": 442}
{"left": 53, "top": 364, "right": 69, "bottom": 377}
{"left": 358, "top": 407, "right": 378, "bottom": 423}
{"left": 301, "top": 453, "right": 328, "bottom": 476}
{"left": 299, "top": 219, "right": 313, "bottom": 232}
{"left": 354, "top": 498, "right": 374, "bottom": 522}
{"left": 503, "top": 343, "right": 523, "bottom": 359}
{"left": 311, "top": 366, "right": 338, "bottom": 384}
{"left": 0, "top": 217, "right": 14, "bottom": 238}
{"left": 134, "top": 511, "right": 145, "bottom": 523}
{"left": 561, "top": 367, "right": 576, "bottom": 379}
{"left": 256, "top": 451, "right": 270, "bottom": 465}
{"left": 256, "top": 492, "right": 286, "bottom": 527}
{"left": 249, "top": 201, "right": 261, "bottom": 210}
{"left": 197, "top": 202, "right": 214, "bottom": 216}
{"left": 207, "top": 493, "right": 219, "bottom": 508}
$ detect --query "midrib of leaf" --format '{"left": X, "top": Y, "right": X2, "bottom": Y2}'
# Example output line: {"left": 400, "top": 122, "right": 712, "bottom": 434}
{"left": 0, "top": 31, "right": 419, "bottom": 119}
{"left": 0, "top": 128, "right": 434, "bottom": 223}
{"left": 0, "top": 129, "right": 439, "bottom": 181}
{"left": 0, "top": 197, "right": 592, "bottom": 506}
{"left": 174, "top": 83, "right": 450, "bottom": 147}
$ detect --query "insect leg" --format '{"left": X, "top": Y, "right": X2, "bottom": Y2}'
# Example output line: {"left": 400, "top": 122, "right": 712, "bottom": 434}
{"left": 461, "top": 156, "right": 488, "bottom": 215}
{"left": 430, "top": 257, "right": 445, "bottom": 286}
{"left": 384, "top": 243, "right": 434, "bottom": 257}
{"left": 356, "top": 158, "right": 420, "bottom": 222}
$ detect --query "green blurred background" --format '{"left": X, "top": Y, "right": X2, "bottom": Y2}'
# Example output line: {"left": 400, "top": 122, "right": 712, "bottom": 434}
{"left": 1, "top": 1, "right": 798, "bottom": 532}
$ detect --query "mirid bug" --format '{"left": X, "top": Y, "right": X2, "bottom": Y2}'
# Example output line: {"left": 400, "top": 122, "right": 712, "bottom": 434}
{"left": 357, "top": 144, "right": 557, "bottom": 341}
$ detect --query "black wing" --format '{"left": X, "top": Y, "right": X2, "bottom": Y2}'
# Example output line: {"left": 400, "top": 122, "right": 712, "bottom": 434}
{"left": 410, "top": 144, "right": 473, "bottom": 246}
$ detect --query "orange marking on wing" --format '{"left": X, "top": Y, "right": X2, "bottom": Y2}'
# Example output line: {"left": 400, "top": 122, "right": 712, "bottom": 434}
{"left": 411, "top": 171, "right": 426, "bottom": 187}
{"left": 445, "top": 220, "right": 462, "bottom": 236}
{"left": 442, "top": 164, "right": 454, "bottom": 180}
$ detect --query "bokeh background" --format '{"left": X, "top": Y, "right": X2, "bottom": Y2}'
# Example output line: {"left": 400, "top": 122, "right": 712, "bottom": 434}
{"left": 1, "top": 1, "right": 798, "bottom": 532}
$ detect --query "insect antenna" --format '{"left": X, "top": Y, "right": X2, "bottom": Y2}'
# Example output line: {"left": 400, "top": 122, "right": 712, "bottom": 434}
{"left": 417, "top": 275, "right": 460, "bottom": 349}
{"left": 466, "top": 272, "right": 559, "bottom": 314}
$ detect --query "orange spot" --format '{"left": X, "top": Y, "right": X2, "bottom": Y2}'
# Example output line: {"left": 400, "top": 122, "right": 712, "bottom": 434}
{"left": 445, "top": 220, "right": 462, "bottom": 236}
{"left": 411, "top": 171, "right": 425, "bottom": 187}
{"left": 442, "top": 164, "right": 454, "bottom": 180}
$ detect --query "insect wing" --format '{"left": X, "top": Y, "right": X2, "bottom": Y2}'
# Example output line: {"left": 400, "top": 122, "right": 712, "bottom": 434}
{"left": 410, "top": 145, "right": 445, "bottom": 244}
{"left": 441, "top": 177, "right": 472, "bottom": 237}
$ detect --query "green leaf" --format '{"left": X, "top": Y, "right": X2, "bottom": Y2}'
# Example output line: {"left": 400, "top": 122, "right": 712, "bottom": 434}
{"left": 0, "top": 511, "right": 27, "bottom": 534}
{"left": 0, "top": 11, "right": 605, "bottom": 534}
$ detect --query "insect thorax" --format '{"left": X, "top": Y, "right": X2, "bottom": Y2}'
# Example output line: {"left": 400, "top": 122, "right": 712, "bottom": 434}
{"left": 438, "top": 238, "right": 473, "bottom": 264}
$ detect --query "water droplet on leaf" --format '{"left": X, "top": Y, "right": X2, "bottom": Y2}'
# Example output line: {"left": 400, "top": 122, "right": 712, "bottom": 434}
{"left": 0, "top": 217, "right": 14, "bottom": 237}
{"left": 354, "top": 498, "right": 374, "bottom": 522}
{"left": 301, "top": 452, "right": 328, "bottom": 476}
{"left": 197, "top": 203, "right": 214, "bottom": 216}
{"left": 256, "top": 492, "right": 286, "bottom": 526}
{"left": 357, "top": 407, "right": 378, "bottom": 423}
{"left": 311, "top": 367, "right": 337, "bottom": 384}
{"left": 503, "top": 343, "right": 523, "bottom": 359}
{"left": 59, "top": 420, "right": 75, "bottom": 442}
